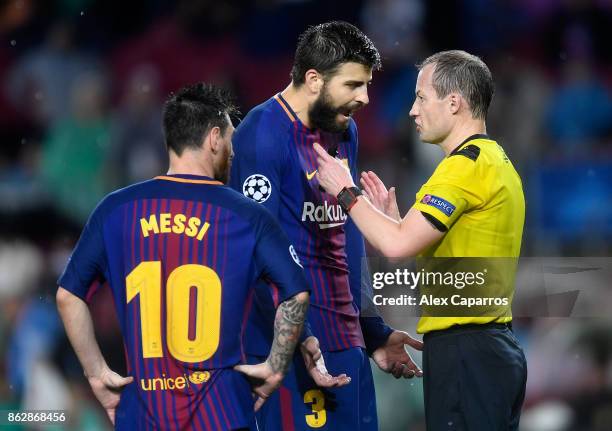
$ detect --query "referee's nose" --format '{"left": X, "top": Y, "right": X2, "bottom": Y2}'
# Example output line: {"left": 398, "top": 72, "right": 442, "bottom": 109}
{"left": 409, "top": 100, "right": 418, "bottom": 118}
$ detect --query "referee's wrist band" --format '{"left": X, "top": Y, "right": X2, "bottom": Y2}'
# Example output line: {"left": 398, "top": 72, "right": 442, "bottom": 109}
{"left": 337, "top": 186, "right": 363, "bottom": 213}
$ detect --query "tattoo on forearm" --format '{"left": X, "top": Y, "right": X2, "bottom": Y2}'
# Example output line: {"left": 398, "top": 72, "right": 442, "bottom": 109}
{"left": 267, "top": 295, "right": 308, "bottom": 374}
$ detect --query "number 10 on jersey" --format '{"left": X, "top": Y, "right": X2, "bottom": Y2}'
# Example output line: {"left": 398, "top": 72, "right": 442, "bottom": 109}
{"left": 126, "top": 261, "right": 222, "bottom": 363}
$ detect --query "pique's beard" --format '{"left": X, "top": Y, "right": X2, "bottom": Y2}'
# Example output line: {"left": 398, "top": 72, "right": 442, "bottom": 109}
{"left": 309, "top": 86, "right": 352, "bottom": 133}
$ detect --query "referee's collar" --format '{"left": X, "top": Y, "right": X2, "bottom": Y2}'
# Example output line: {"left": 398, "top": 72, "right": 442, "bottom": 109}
{"left": 449, "top": 134, "right": 490, "bottom": 156}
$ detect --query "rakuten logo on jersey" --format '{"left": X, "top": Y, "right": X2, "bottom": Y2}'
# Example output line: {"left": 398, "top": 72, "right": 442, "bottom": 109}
{"left": 301, "top": 201, "right": 347, "bottom": 229}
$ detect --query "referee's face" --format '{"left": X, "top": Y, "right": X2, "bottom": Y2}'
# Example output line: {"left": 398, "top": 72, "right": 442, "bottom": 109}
{"left": 410, "top": 64, "right": 453, "bottom": 145}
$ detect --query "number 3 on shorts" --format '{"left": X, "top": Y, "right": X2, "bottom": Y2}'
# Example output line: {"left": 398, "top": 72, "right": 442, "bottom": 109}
{"left": 304, "top": 389, "right": 326, "bottom": 428}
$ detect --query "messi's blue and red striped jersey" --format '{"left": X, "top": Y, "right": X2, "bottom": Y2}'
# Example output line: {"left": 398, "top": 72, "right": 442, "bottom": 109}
{"left": 230, "top": 94, "right": 392, "bottom": 354}
{"left": 58, "top": 174, "right": 309, "bottom": 430}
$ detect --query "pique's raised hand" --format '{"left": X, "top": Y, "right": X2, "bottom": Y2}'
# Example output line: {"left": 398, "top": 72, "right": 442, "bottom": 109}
{"left": 313, "top": 142, "right": 355, "bottom": 197}
{"left": 372, "top": 330, "right": 423, "bottom": 379}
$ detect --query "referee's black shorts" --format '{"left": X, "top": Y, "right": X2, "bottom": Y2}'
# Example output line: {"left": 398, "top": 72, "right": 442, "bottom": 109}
{"left": 422, "top": 322, "right": 527, "bottom": 431}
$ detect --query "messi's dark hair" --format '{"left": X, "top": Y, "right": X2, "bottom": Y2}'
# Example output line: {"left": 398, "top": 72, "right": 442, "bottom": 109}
{"left": 291, "top": 21, "right": 381, "bottom": 85}
{"left": 417, "top": 50, "right": 494, "bottom": 120}
{"left": 162, "top": 83, "right": 237, "bottom": 156}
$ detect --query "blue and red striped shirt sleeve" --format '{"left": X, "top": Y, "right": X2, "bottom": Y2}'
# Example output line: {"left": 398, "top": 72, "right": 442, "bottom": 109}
{"left": 58, "top": 202, "right": 107, "bottom": 301}
{"left": 252, "top": 209, "right": 310, "bottom": 303}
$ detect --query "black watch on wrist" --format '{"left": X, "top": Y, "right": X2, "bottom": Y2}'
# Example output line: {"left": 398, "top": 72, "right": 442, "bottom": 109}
{"left": 337, "top": 186, "right": 363, "bottom": 213}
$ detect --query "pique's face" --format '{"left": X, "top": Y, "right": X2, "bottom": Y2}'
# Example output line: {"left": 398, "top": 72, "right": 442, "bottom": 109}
{"left": 309, "top": 62, "right": 372, "bottom": 133}
{"left": 214, "top": 117, "right": 234, "bottom": 184}
{"left": 409, "top": 63, "right": 453, "bottom": 144}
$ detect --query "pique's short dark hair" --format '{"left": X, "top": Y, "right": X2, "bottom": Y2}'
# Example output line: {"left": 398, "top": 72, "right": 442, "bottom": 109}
{"left": 417, "top": 50, "right": 494, "bottom": 120}
{"left": 162, "top": 83, "right": 237, "bottom": 156}
{"left": 290, "top": 21, "right": 382, "bottom": 85}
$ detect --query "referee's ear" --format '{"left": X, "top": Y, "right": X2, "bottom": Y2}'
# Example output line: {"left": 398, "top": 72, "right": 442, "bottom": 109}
{"left": 449, "top": 93, "right": 462, "bottom": 115}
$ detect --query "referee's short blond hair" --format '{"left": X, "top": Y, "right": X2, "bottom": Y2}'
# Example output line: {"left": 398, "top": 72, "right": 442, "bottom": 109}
{"left": 418, "top": 50, "right": 494, "bottom": 120}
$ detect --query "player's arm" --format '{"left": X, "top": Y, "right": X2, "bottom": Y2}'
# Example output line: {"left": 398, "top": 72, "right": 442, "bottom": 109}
{"left": 269, "top": 292, "right": 310, "bottom": 374}
{"left": 236, "top": 290, "right": 309, "bottom": 412}
{"left": 56, "top": 288, "right": 133, "bottom": 424}
{"left": 353, "top": 205, "right": 443, "bottom": 258}
{"left": 236, "top": 296, "right": 308, "bottom": 412}
{"left": 56, "top": 287, "right": 110, "bottom": 378}
{"left": 56, "top": 205, "right": 132, "bottom": 425}
{"left": 235, "top": 210, "right": 311, "bottom": 410}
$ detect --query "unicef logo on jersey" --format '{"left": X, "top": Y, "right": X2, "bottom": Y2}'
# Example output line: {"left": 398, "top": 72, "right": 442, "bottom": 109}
{"left": 243, "top": 174, "right": 272, "bottom": 203}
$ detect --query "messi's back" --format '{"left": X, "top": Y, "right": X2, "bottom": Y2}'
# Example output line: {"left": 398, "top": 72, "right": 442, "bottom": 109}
{"left": 61, "top": 174, "right": 276, "bottom": 430}
{"left": 100, "top": 175, "right": 263, "bottom": 368}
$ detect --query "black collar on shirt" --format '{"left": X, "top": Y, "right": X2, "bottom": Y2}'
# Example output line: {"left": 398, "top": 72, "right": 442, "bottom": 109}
{"left": 449, "top": 133, "right": 490, "bottom": 156}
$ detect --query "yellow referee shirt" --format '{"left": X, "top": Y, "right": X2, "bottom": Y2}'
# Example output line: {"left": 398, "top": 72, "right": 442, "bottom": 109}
{"left": 412, "top": 134, "right": 525, "bottom": 334}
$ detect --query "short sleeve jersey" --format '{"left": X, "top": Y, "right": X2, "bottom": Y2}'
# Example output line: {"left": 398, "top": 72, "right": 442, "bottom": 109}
{"left": 229, "top": 94, "right": 366, "bottom": 353}
{"left": 58, "top": 174, "right": 309, "bottom": 428}
{"left": 412, "top": 135, "right": 525, "bottom": 333}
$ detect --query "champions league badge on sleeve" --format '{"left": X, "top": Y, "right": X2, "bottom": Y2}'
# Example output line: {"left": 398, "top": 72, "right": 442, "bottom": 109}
{"left": 289, "top": 245, "right": 303, "bottom": 268}
{"left": 243, "top": 174, "right": 272, "bottom": 203}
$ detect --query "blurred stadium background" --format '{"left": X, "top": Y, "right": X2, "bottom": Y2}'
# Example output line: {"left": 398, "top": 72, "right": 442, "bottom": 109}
{"left": 0, "top": 0, "right": 611, "bottom": 430}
